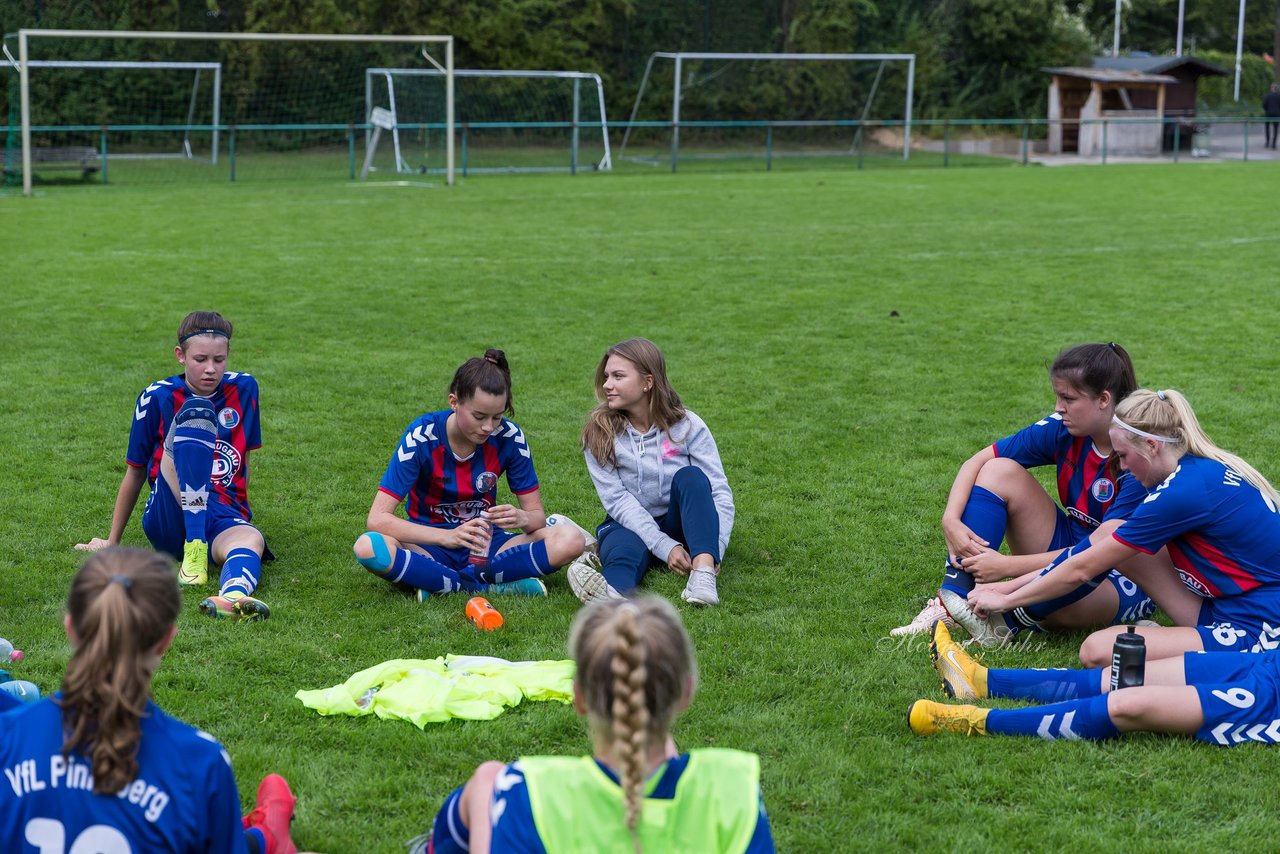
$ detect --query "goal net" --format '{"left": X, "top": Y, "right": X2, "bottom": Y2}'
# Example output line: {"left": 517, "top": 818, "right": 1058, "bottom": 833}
{"left": 619, "top": 52, "right": 915, "bottom": 170}
{"left": 6, "top": 29, "right": 454, "bottom": 193}
{"left": 365, "top": 68, "right": 611, "bottom": 175}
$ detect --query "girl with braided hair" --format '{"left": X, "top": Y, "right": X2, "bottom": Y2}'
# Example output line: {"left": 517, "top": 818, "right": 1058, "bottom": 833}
{"left": 0, "top": 548, "right": 297, "bottom": 853}
{"left": 416, "top": 597, "right": 774, "bottom": 853}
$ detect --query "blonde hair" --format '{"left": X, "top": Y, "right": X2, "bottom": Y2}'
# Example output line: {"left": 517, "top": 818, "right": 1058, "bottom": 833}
{"left": 569, "top": 597, "right": 697, "bottom": 854}
{"left": 1113, "top": 388, "right": 1280, "bottom": 507}
{"left": 581, "top": 338, "right": 685, "bottom": 468}
{"left": 58, "top": 549, "right": 181, "bottom": 794}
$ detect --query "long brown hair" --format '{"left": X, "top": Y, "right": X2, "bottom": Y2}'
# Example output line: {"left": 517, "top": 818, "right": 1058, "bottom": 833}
{"left": 570, "top": 597, "right": 697, "bottom": 854}
{"left": 58, "top": 549, "right": 181, "bottom": 794}
{"left": 581, "top": 338, "right": 684, "bottom": 468}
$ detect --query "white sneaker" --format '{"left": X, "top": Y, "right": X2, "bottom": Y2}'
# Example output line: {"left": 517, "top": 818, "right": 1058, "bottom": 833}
{"left": 546, "top": 513, "right": 598, "bottom": 555}
{"left": 567, "top": 553, "right": 621, "bottom": 604}
{"left": 680, "top": 569, "right": 720, "bottom": 606}
{"left": 890, "top": 595, "right": 958, "bottom": 637}
{"left": 937, "top": 588, "right": 1013, "bottom": 648}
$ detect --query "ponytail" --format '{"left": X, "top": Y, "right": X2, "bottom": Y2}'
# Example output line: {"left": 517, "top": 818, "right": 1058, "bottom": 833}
{"left": 1114, "top": 389, "right": 1280, "bottom": 507}
{"left": 58, "top": 549, "right": 181, "bottom": 794}
{"left": 449, "top": 348, "right": 514, "bottom": 416}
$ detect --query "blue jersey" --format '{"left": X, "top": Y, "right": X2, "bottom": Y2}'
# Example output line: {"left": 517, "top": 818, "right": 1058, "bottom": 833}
{"left": 1113, "top": 456, "right": 1280, "bottom": 599}
{"left": 0, "top": 698, "right": 247, "bottom": 853}
{"left": 489, "top": 753, "right": 775, "bottom": 853}
{"left": 378, "top": 410, "right": 539, "bottom": 527}
{"left": 126, "top": 373, "right": 262, "bottom": 520}
{"left": 994, "top": 413, "right": 1144, "bottom": 540}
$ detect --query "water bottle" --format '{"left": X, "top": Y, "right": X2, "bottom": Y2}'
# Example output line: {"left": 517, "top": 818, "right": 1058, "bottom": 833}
{"left": 467, "top": 517, "right": 492, "bottom": 570}
{"left": 465, "top": 597, "right": 503, "bottom": 631}
{"left": 1109, "top": 626, "right": 1146, "bottom": 691}
{"left": 0, "top": 639, "right": 22, "bottom": 663}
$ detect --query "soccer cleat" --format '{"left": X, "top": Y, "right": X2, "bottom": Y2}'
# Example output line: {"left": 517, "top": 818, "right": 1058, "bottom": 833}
{"left": 890, "top": 595, "right": 959, "bottom": 637}
{"left": 178, "top": 539, "right": 209, "bottom": 586}
{"left": 199, "top": 593, "right": 271, "bottom": 623}
{"left": 242, "top": 773, "right": 298, "bottom": 854}
{"left": 680, "top": 568, "right": 720, "bottom": 606}
{"left": 485, "top": 578, "right": 548, "bottom": 597}
{"left": 938, "top": 588, "right": 1013, "bottom": 648}
{"left": 567, "top": 553, "right": 623, "bottom": 604}
{"left": 930, "top": 620, "right": 987, "bottom": 699}
{"left": 907, "top": 699, "right": 990, "bottom": 737}
{"left": 545, "top": 513, "right": 598, "bottom": 555}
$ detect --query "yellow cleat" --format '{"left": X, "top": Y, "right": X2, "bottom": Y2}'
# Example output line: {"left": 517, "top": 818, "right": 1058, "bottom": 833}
{"left": 178, "top": 540, "right": 209, "bottom": 586}
{"left": 907, "top": 699, "right": 990, "bottom": 737}
{"left": 930, "top": 620, "right": 988, "bottom": 699}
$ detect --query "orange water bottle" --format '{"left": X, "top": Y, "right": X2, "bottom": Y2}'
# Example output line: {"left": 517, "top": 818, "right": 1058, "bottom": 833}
{"left": 466, "top": 596, "right": 503, "bottom": 631}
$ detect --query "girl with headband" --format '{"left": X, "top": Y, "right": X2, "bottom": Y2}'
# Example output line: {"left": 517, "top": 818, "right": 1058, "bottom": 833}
{"left": 78, "top": 311, "right": 274, "bottom": 623}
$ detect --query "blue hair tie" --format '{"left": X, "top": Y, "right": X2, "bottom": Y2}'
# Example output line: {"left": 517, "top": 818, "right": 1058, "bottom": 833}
{"left": 108, "top": 574, "right": 133, "bottom": 590}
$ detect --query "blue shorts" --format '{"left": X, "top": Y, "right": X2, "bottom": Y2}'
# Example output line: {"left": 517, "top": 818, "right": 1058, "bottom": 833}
{"left": 1193, "top": 597, "right": 1280, "bottom": 653}
{"left": 1047, "top": 510, "right": 1077, "bottom": 553}
{"left": 414, "top": 527, "right": 519, "bottom": 584}
{"left": 141, "top": 480, "right": 260, "bottom": 559}
{"left": 1186, "top": 649, "right": 1280, "bottom": 744}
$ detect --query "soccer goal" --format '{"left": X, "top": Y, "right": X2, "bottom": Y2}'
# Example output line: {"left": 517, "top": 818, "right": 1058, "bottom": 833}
{"left": 8, "top": 29, "right": 454, "bottom": 195}
{"left": 619, "top": 52, "right": 915, "bottom": 169}
{"left": 365, "top": 68, "right": 611, "bottom": 175}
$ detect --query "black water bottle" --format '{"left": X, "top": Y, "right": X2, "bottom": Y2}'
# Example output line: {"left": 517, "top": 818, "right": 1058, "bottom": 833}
{"left": 1109, "top": 625, "right": 1146, "bottom": 690}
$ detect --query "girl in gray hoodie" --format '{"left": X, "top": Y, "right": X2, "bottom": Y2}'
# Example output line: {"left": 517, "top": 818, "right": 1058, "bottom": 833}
{"left": 571, "top": 338, "right": 734, "bottom": 606}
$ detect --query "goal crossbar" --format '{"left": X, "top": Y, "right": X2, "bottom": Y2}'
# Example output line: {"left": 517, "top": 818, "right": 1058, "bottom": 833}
{"left": 14, "top": 28, "right": 455, "bottom": 194}
{"left": 621, "top": 51, "right": 916, "bottom": 161}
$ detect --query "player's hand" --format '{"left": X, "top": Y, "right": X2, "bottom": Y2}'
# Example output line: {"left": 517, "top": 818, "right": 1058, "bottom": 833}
{"left": 444, "top": 518, "right": 490, "bottom": 552}
{"left": 75, "top": 537, "right": 113, "bottom": 552}
{"left": 942, "top": 517, "right": 989, "bottom": 567}
{"left": 486, "top": 504, "right": 527, "bottom": 531}
{"left": 959, "top": 548, "right": 1009, "bottom": 584}
{"left": 666, "top": 544, "right": 693, "bottom": 575}
{"left": 966, "top": 586, "right": 1010, "bottom": 618}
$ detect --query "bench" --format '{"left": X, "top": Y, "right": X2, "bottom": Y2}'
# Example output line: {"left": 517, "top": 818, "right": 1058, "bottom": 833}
{"left": 3, "top": 146, "right": 101, "bottom": 179}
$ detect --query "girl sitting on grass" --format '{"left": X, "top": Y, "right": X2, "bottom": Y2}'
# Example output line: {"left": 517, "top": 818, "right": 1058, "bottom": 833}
{"left": 352, "top": 349, "right": 584, "bottom": 599}
{"left": 416, "top": 597, "right": 774, "bottom": 853}
{"left": 0, "top": 548, "right": 297, "bottom": 852}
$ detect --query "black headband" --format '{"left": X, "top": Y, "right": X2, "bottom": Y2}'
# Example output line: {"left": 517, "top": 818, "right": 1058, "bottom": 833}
{"left": 179, "top": 329, "right": 230, "bottom": 344}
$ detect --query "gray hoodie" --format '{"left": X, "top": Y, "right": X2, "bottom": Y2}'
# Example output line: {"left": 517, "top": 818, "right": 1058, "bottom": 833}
{"left": 584, "top": 410, "right": 734, "bottom": 563}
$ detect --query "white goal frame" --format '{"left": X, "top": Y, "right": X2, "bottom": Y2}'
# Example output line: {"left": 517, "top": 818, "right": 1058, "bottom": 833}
{"left": 19, "top": 59, "right": 224, "bottom": 163}
{"left": 14, "top": 28, "right": 455, "bottom": 195}
{"left": 365, "top": 67, "right": 612, "bottom": 173}
{"left": 620, "top": 51, "right": 916, "bottom": 161}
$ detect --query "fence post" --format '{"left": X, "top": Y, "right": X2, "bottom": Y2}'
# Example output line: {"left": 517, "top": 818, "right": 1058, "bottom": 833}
{"left": 943, "top": 120, "right": 949, "bottom": 167}
{"left": 766, "top": 124, "right": 772, "bottom": 172}
{"left": 1021, "top": 121, "right": 1029, "bottom": 166}
{"left": 461, "top": 123, "right": 469, "bottom": 178}
{"left": 1172, "top": 119, "right": 1180, "bottom": 164}
{"left": 670, "top": 120, "right": 679, "bottom": 174}
{"left": 348, "top": 124, "right": 355, "bottom": 180}
{"left": 229, "top": 125, "right": 236, "bottom": 183}
{"left": 1101, "top": 119, "right": 1108, "bottom": 164}
{"left": 856, "top": 121, "right": 864, "bottom": 169}
{"left": 99, "top": 126, "right": 108, "bottom": 185}
{"left": 1243, "top": 120, "right": 1249, "bottom": 161}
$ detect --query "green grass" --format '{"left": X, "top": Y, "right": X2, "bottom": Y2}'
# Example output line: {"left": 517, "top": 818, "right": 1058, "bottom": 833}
{"left": 4, "top": 161, "right": 1280, "bottom": 851}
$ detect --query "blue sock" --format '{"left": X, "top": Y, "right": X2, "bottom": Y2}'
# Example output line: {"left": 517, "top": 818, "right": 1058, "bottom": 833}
{"left": 1009, "top": 540, "right": 1102, "bottom": 629}
{"left": 478, "top": 540, "right": 552, "bottom": 584}
{"left": 429, "top": 786, "right": 469, "bottom": 854}
{"left": 355, "top": 533, "right": 462, "bottom": 594}
{"left": 987, "top": 665, "right": 1105, "bottom": 702}
{"left": 220, "top": 548, "right": 261, "bottom": 598}
{"left": 170, "top": 396, "right": 217, "bottom": 544}
{"left": 986, "top": 694, "right": 1120, "bottom": 741}
{"left": 939, "top": 485, "right": 1008, "bottom": 597}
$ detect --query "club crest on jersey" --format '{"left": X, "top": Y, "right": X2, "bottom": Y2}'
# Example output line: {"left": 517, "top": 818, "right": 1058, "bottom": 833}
{"left": 218, "top": 407, "right": 240, "bottom": 429}
{"left": 475, "top": 471, "right": 499, "bottom": 493}
{"left": 1091, "top": 478, "right": 1116, "bottom": 502}
{"left": 210, "top": 440, "right": 242, "bottom": 487}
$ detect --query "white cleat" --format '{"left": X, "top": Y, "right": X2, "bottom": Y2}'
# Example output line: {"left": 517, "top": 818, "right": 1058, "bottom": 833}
{"left": 937, "top": 588, "right": 1013, "bottom": 648}
{"left": 891, "top": 595, "right": 959, "bottom": 637}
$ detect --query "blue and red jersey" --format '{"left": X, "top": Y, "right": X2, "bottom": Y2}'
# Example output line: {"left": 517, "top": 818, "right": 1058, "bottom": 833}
{"left": 1113, "top": 455, "right": 1280, "bottom": 599}
{"left": 994, "top": 413, "right": 1144, "bottom": 541}
{"left": 126, "top": 373, "right": 261, "bottom": 520}
{"left": 0, "top": 698, "right": 247, "bottom": 853}
{"left": 378, "top": 410, "right": 539, "bottom": 527}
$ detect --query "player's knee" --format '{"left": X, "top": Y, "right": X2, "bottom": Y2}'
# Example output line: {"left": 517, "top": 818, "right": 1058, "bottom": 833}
{"left": 1105, "top": 688, "right": 1151, "bottom": 726}
{"left": 354, "top": 532, "right": 394, "bottom": 572}
{"left": 546, "top": 524, "right": 586, "bottom": 564}
{"left": 1079, "top": 629, "right": 1116, "bottom": 668}
{"left": 974, "top": 456, "right": 1025, "bottom": 490}
{"left": 673, "top": 465, "right": 711, "bottom": 490}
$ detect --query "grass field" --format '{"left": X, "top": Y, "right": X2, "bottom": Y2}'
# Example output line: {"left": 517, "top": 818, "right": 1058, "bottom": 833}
{"left": 4, "top": 160, "right": 1280, "bottom": 851}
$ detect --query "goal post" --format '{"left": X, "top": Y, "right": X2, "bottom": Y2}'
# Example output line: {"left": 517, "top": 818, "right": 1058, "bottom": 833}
{"left": 14, "top": 28, "right": 454, "bottom": 195}
{"left": 620, "top": 51, "right": 916, "bottom": 165}
{"left": 365, "top": 67, "right": 612, "bottom": 174}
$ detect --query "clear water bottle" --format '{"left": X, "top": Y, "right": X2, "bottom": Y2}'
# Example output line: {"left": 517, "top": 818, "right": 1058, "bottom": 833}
{"left": 1109, "top": 626, "right": 1146, "bottom": 690}
{"left": 0, "top": 638, "right": 22, "bottom": 663}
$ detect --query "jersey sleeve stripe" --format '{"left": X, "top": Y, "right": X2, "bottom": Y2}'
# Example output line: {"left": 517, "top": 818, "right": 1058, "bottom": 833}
{"left": 378, "top": 486, "right": 404, "bottom": 501}
{"left": 1112, "top": 532, "right": 1156, "bottom": 555}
